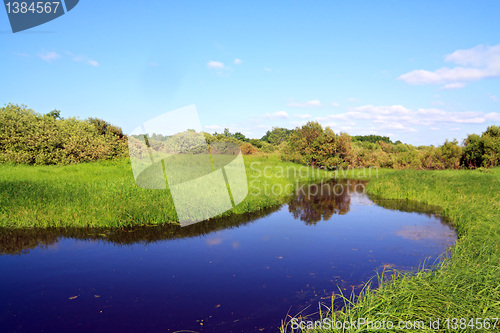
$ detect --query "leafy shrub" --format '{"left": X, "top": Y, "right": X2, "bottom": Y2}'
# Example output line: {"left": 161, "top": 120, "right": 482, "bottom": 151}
{"left": 261, "top": 127, "right": 293, "bottom": 145}
{"left": 461, "top": 126, "right": 500, "bottom": 168}
{"left": 0, "top": 103, "right": 128, "bottom": 165}
{"left": 282, "top": 121, "right": 352, "bottom": 169}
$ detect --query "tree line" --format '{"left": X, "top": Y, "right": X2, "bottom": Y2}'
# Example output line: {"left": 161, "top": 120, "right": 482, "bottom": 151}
{"left": 1, "top": 104, "right": 499, "bottom": 169}
{"left": 0, "top": 104, "right": 127, "bottom": 164}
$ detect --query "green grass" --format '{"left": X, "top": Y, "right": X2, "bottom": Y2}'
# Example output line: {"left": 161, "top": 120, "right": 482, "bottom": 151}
{"left": 3, "top": 157, "right": 499, "bottom": 332}
{"left": 0, "top": 155, "right": 342, "bottom": 228}
{"left": 281, "top": 167, "right": 500, "bottom": 332}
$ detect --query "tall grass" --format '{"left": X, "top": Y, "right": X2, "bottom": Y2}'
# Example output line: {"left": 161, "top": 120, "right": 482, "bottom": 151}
{"left": 281, "top": 167, "right": 500, "bottom": 332}
{"left": 0, "top": 155, "right": 339, "bottom": 228}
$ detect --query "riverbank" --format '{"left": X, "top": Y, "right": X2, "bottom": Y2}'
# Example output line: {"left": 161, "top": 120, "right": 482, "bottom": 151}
{"left": 283, "top": 167, "right": 500, "bottom": 332}
{"left": 0, "top": 155, "right": 346, "bottom": 228}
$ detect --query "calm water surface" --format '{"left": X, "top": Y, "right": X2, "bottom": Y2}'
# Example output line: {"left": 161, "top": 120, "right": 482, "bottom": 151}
{"left": 0, "top": 180, "right": 456, "bottom": 332}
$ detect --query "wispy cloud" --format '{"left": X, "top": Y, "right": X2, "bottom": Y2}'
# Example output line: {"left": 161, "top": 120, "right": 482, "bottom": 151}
{"left": 442, "top": 82, "right": 465, "bottom": 90}
{"left": 36, "top": 51, "right": 98, "bottom": 66}
{"left": 287, "top": 99, "right": 322, "bottom": 108}
{"left": 38, "top": 51, "right": 61, "bottom": 63}
{"left": 399, "top": 44, "right": 500, "bottom": 88}
{"left": 264, "top": 67, "right": 272, "bottom": 72}
{"left": 264, "top": 111, "right": 289, "bottom": 119}
{"left": 207, "top": 60, "right": 225, "bottom": 69}
{"left": 316, "top": 105, "right": 500, "bottom": 133}
{"left": 294, "top": 113, "right": 312, "bottom": 119}
{"left": 13, "top": 52, "right": 30, "bottom": 58}
{"left": 204, "top": 125, "right": 224, "bottom": 130}
{"left": 234, "top": 58, "right": 242, "bottom": 65}
{"left": 67, "top": 52, "right": 99, "bottom": 66}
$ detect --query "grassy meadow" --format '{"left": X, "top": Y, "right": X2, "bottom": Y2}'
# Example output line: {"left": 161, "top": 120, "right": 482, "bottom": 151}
{"left": 281, "top": 167, "right": 500, "bottom": 332}
{"left": 0, "top": 155, "right": 343, "bottom": 228}
{"left": 1, "top": 149, "right": 499, "bottom": 332}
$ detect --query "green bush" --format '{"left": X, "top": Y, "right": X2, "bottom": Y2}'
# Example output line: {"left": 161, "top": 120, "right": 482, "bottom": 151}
{"left": 0, "top": 103, "right": 128, "bottom": 165}
{"left": 281, "top": 121, "right": 352, "bottom": 169}
{"left": 461, "top": 126, "right": 500, "bottom": 168}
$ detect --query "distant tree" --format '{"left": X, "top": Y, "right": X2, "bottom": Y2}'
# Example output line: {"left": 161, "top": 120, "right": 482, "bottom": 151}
{"left": 232, "top": 132, "right": 249, "bottom": 142}
{"left": 461, "top": 126, "right": 500, "bottom": 168}
{"left": 261, "top": 127, "right": 293, "bottom": 145}
{"left": 46, "top": 109, "right": 61, "bottom": 120}
{"left": 461, "top": 134, "right": 483, "bottom": 168}
{"left": 249, "top": 139, "right": 263, "bottom": 148}
{"left": 439, "top": 139, "right": 462, "bottom": 169}
{"left": 484, "top": 125, "right": 500, "bottom": 138}
{"left": 0, "top": 103, "right": 127, "bottom": 165}
{"left": 282, "top": 121, "right": 351, "bottom": 169}
{"left": 352, "top": 135, "right": 393, "bottom": 144}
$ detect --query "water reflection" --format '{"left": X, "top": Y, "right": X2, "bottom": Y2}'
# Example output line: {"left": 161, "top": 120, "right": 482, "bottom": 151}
{"left": 288, "top": 180, "right": 366, "bottom": 224}
{"left": 0, "top": 180, "right": 452, "bottom": 256}
{"left": 0, "top": 179, "right": 457, "bottom": 332}
{"left": 0, "top": 206, "right": 280, "bottom": 256}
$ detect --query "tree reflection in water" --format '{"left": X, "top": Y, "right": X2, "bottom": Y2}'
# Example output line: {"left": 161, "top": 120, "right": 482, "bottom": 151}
{"left": 288, "top": 180, "right": 367, "bottom": 225}
{"left": 0, "top": 179, "right": 449, "bottom": 255}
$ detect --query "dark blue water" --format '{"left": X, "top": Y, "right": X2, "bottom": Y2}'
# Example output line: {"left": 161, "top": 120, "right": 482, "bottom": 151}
{"left": 0, "top": 180, "right": 456, "bottom": 332}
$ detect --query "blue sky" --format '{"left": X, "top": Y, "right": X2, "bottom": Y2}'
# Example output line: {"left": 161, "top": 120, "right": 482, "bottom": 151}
{"left": 1, "top": 0, "right": 499, "bottom": 145}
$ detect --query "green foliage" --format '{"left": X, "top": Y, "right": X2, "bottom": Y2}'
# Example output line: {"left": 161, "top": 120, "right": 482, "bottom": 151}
{"left": 261, "top": 127, "right": 293, "bottom": 145}
{"left": 461, "top": 126, "right": 500, "bottom": 168}
{"left": 352, "top": 134, "right": 393, "bottom": 144}
{"left": 45, "top": 109, "right": 61, "bottom": 120}
{"left": 484, "top": 124, "right": 500, "bottom": 138}
{"left": 0, "top": 103, "right": 128, "bottom": 165}
{"left": 232, "top": 132, "right": 249, "bottom": 142}
{"left": 283, "top": 168, "right": 500, "bottom": 333}
{"left": 282, "top": 121, "right": 352, "bottom": 169}
{"left": 0, "top": 155, "right": 338, "bottom": 228}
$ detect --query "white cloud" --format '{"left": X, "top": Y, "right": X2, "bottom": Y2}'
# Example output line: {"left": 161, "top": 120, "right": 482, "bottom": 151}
{"left": 330, "top": 102, "right": 340, "bottom": 107}
{"left": 315, "top": 105, "right": 499, "bottom": 134}
{"left": 38, "top": 51, "right": 61, "bottom": 62}
{"left": 264, "top": 67, "right": 272, "bottom": 72}
{"left": 264, "top": 111, "right": 289, "bottom": 119}
{"left": 149, "top": 62, "right": 159, "bottom": 67}
{"left": 294, "top": 113, "right": 312, "bottom": 119}
{"left": 445, "top": 44, "right": 500, "bottom": 67}
{"left": 87, "top": 60, "right": 99, "bottom": 67}
{"left": 204, "top": 125, "right": 224, "bottom": 130}
{"left": 66, "top": 52, "right": 99, "bottom": 66}
{"left": 234, "top": 58, "right": 242, "bottom": 65}
{"left": 207, "top": 60, "right": 225, "bottom": 69}
{"left": 485, "top": 112, "right": 500, "bottom": 122}
{"left": 13, "top": 52, "right": 29, "bottom": 58}
{"left": 442, "top": 82, "right": 465, "bottom": 90}
{"left": 489, "top": 94, "right": 498, "bottom": 102}
{"left": 287, "top": 99, "right": 322, "bottom": 108}
{"left": 399, "top": 44, "right": 500, "bottom": 88}
{"left": 290, "top": 120, "right": 310, "bottom": 127}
